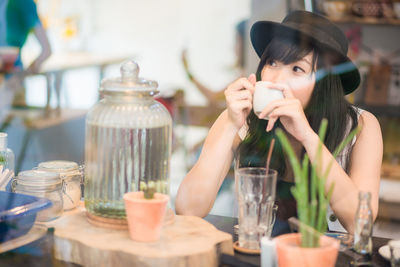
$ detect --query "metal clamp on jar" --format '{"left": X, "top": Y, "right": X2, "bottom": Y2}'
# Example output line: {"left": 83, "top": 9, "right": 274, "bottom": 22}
{"left": 12, "top": 170, "right": 63, "bottom": 222}
{"left": 36, "top": 160, "right": 83, "bottom": 211}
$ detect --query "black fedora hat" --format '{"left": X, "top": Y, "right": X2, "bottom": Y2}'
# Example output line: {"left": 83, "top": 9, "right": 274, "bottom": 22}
{"left": 250, "top": 10, "right": 360, "bottom": 95}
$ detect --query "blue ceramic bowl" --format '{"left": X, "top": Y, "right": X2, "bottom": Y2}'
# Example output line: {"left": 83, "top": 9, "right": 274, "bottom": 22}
{"left": 0, "top": 191, "right": 52, "bottom": 243}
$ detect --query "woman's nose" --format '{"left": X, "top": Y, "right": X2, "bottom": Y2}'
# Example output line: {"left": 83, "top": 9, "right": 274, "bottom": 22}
{"left": 266, "top": 68, "right": 291, "bottom": 84}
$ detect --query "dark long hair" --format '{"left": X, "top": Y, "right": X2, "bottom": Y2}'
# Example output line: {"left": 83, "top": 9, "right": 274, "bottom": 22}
{"left": 237, "top": 36, "right": 358, "bottom": 181}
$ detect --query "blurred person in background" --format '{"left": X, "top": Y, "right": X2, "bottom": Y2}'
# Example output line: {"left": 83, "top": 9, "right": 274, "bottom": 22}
{"left": 181, "top": 19, "right": 248, "bottom": 108}
{"left": 0, "top": 0, "right": 51, "bottom": 127}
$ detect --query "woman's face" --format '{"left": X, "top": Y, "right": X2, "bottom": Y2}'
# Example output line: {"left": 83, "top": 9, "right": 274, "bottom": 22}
{"left": 260, "top": 52, "right": 316, "bottom": 108}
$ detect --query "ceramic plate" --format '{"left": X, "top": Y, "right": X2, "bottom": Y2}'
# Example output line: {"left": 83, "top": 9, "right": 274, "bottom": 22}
{"left": 379, "top": 245, "right": 390, "bottom": 261}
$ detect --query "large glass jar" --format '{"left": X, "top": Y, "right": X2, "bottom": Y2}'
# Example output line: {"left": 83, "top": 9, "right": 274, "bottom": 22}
{"left": 84, "top": 60, "right": 172, "bottom": 225}
{"left": 12, "top": 170, "right": 63, "bottom": 222}
{"left": 37, "top": 160, "right": 83, "bottom": 211}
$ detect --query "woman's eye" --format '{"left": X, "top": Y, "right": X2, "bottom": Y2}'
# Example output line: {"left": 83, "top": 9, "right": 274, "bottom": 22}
{"left": 269, "top": 60, "right": 277, "bottom": 67}
{"left": 293, "top": 66, "right": 305, "bottom": 73}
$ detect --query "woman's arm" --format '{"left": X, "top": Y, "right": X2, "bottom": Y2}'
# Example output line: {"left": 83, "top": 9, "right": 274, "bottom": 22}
{"left": 175, "top": 75, "right": 256, "bottom": 217}
{"left": 26, "top": 24, "right": 52, "bottom": 74}
{"left": 302, "top": 111, "right": 382, "bottom": 234}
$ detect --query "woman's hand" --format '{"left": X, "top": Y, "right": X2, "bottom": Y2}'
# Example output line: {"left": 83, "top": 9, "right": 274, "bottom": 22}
{"left": 258, "top": 83, "right": 315, "bottom": 144}
{"left": 224, "top": 74, "right": 256, "bottom": 130}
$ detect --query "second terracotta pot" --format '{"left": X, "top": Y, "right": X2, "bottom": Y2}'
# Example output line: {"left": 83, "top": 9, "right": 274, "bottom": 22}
{"left": 275, "top": 233, "right": 340, "bottom": 267}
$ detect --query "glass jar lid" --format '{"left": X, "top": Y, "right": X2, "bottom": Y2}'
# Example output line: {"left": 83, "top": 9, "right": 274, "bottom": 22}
{"left": 100, "top": 60, "right": 159, "bottom": 96}
{"left": 37, "top": 160, "right": 80, "bottom": 177}
{"left": 16, "top": 170, "right": 61, "bottom": 187}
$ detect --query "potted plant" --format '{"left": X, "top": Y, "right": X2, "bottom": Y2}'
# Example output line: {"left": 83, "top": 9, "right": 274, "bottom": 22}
{"left": 123, "top": 181, "right": 169, "bottom": 242}
{"left": 274, "top": 119, "right": 359, "bottom": 267}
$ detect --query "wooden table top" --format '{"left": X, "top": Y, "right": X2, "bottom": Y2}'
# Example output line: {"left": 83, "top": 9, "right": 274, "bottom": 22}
{"left": 205, "top": 214, "right": 391, "bottom": 267}
{"left": 0, "top": 214, "right": 392, "bottom": 267}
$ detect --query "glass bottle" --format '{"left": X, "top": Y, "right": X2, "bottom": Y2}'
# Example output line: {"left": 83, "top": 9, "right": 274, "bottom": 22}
{"left": 84, "top": 60, "right": 172, "bottom": 225}
{"left": 0, "top": 133, "right": 15, "bottom": 172}
{"left": 353, "top": 191, "right": 373, "bottom": 254}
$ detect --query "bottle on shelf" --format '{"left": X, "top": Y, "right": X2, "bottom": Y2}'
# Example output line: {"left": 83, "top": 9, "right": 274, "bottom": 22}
{"left": 0, "top": 133, "right": 15, "bottom": 172}
{"left": 353, "top": 191, "right": 373, "bottom": 255}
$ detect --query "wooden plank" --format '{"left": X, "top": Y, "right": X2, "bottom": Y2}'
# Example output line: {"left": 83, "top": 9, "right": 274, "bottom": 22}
{"left": 175, "top": 105, "right": 225, "bottom": 128}
{"left": 22, "top": 52, "right": 132, "bottom": 74}
{"left": 10, "top": 108, "right": 87, "bottom": 130}
{"left": 45, "top": 206, "right": 233, "bottom": 267}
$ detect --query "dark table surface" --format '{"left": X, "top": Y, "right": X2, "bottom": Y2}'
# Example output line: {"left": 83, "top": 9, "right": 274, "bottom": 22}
{"left": 0, "top": 214, "right": 392, "bottom": 267}
{"left": 204, "top": 214, "right": 391, "bottom": 267}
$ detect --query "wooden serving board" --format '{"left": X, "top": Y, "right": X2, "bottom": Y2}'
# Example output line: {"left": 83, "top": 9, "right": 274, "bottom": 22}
{"left": 48, "top": 206, "right": 233, "bottom": 267}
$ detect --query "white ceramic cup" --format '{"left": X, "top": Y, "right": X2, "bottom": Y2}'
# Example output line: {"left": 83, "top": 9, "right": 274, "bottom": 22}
{"left": 253, "top": 81, "right": 284, "bottom": 120}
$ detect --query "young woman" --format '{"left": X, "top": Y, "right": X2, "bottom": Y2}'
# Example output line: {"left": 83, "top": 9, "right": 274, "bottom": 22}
{"left": 175, "top": 11, "right": 382, "bottom": 234}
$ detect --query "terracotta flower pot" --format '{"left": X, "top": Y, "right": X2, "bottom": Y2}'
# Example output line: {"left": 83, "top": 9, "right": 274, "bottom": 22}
{"left": 123, "top": 191, "right": 169, "bottom": 242}
{"left": 275, "top": 233, "right": 340, "bottom": 267}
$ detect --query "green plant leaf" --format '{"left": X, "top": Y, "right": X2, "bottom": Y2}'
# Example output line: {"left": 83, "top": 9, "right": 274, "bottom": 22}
{"left": 275, "top": 119, "right": 355, "bottom": 248}
{"left": 0, "top": 155, "right": 6, "bottom": 164}
{"left": 276, "top": 129, "right": 302, "bottom": 181}
{"left": 144, "top": 188, "right": 155, "bottom": 199}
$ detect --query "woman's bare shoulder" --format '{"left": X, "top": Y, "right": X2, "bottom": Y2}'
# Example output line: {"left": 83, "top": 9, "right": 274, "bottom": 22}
{"left": 358, "top": 110, "right": 381, "bottom": 133}
{"left": 355, "top": 110, "right": 382, "bottom": 147}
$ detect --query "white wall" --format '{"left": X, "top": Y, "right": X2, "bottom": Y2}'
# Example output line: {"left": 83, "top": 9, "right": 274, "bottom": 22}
{"left": 245, "top": 0, "right": 287, "bottom": 75}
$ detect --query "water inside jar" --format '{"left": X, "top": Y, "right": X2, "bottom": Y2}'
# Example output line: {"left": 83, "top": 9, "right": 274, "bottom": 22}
{"left": 84, "top": 123, "right": 170, "bottom": 219}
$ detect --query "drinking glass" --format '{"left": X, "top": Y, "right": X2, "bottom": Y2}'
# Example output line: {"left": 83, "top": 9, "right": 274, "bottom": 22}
{"left": 235, "top": 167, "right": 277, "bottom": 250}
{"left": 389, "top": 240, "right": 400, "bottom": 267}
{"left": 233, "top": 204, "right": 278, "bottom": 240}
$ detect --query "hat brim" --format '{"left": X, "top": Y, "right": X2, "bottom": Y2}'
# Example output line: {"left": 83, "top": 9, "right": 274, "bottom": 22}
{"left": 250, "top": 21, "right": 360, "bottom": 95}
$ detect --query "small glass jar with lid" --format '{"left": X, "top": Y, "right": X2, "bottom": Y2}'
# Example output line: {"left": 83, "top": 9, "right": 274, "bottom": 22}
{"left": 37, "top": 160, "right": 83, "bottom": 210}
{"left": 12, "top": 170, "right": 63, "bottom": 221}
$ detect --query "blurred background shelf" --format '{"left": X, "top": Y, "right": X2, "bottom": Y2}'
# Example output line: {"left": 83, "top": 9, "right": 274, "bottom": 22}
{"left": 329, "top": 15, "right": 400, "bottom": 26}
{"left": 381, "top": 162, "right": 400, "bottom": 181}
{"left": 357, "top": 104, "right": 400, "bottom": 117}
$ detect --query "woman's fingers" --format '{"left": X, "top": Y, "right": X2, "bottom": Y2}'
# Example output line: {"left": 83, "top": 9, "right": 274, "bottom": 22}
{"left": 225, "top": 77, "right": 255, "bottom": 94}
{"left": 266, "top": 116, "right": 278, "bottom": 132}
{"left": 261, "top": 98, "right": 303, "bottom": 132}
{"left": 224, "top": 75, "right": 256, "bottom": 129}
{"left": 226, "top": 89, "right": 252, "bottom": 102}
{"left": 235, "top": 99, "right": 253, "bottom": 110}
{"left": 268, "top": 106, "right": 298, "bottom": 118}
{"left": 258, "top": 98, "right": 300, "bottom": 119}
{"left": 230, "top": 100, "right": 253, "bottom": 115}
{"left": 248, "top": 73, "right": 256, "bottom": 85}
